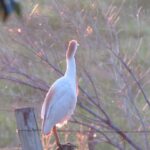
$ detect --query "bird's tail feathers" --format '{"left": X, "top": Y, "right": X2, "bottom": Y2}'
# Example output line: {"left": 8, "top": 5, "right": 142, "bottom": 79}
{"left": 42, "top": 119, "right": 53, "bottom": 135}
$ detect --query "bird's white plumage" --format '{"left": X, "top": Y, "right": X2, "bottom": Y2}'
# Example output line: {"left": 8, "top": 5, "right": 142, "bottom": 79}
{"left": 41, "top": 40, "right": 78, "bottom": 135}
{"left": 41, "top": 77, "right": 77, "bottom": 134}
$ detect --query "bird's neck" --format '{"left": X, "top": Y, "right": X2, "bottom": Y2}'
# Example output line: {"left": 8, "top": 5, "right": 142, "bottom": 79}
{"left": 65, "top": 56, "right": 76, "bottom": 84}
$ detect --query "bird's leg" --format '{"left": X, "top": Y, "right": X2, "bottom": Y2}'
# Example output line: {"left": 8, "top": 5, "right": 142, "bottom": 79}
{"left": 53, "top": 126, "right": 61, "bottom": 148}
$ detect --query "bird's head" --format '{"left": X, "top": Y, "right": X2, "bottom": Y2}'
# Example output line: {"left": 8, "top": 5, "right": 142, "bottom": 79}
{"left": 66, "top": 40, "right": 79, "bottom": 59}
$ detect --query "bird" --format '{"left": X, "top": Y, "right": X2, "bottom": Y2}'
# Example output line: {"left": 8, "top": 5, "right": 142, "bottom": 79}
{"left": 41, "top": 40, "right": 79, "bottom": 148}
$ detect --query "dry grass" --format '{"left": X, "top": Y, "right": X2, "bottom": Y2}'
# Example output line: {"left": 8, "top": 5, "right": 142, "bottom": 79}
{"left": 0, "top": 0, "right": 150, "bottom": 149}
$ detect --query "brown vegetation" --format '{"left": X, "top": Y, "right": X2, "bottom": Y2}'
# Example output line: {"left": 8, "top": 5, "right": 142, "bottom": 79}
{"left": 0, "top": 0, "right": 150, "bottom": 149}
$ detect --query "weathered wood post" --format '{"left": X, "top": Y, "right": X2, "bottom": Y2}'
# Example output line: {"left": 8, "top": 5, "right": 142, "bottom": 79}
{"left": 15, "top": 107, "right": 43, "bottom": 150}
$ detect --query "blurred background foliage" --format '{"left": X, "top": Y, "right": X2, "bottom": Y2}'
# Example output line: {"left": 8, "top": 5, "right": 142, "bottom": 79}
{"left": 0, "top": 0, "right": 150, "bottom": 149}
{"left": 0, "top": 0, "right": 22, "bottom": 21}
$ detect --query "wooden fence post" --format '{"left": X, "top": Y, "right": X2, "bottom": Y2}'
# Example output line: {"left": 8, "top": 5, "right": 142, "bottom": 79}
{"left": 15, "top": 107, "right": 43, "bottom": 150}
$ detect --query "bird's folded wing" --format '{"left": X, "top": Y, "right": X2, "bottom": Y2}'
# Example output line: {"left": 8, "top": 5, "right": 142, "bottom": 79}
{"left": 41, "top": 86, "right": 55, "bottom": 119}
{"left": 41, "top": 78, "right": 69, "bottom": 120}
